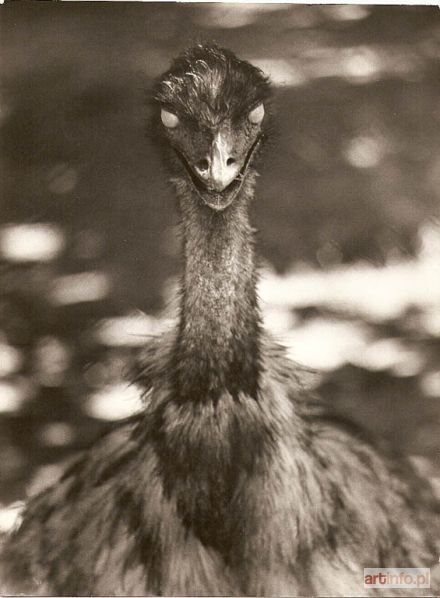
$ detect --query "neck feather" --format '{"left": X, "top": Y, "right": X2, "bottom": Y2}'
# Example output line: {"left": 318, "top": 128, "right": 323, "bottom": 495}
{"left": 172, "top": 175, "right": 262, "bottom": 401}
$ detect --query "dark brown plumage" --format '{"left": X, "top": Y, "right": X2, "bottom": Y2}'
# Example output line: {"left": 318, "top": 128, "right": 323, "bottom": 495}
{"left": 1, "top": 44, "right": 439, "bottom": 596}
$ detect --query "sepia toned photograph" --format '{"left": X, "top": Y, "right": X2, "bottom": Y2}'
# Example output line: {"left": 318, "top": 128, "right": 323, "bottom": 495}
{"left": 0, "top": 2, "right": 440, "bottom": 595}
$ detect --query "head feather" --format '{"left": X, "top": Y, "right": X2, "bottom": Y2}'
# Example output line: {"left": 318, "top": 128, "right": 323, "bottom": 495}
{"left": 154, "top": 44, "right": 271, "bottom": 126}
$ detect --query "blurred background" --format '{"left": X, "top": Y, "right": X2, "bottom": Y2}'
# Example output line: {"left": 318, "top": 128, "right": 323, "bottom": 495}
{"left": 1, "top": 3, "right": 440, "bottom": 529}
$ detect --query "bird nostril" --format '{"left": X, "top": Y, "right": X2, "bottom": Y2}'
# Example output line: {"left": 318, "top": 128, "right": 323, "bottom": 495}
{"left": 226, "top": 158, "right": 236, "bottom": 166}
{"left": 196, "top": 159, "right": 209, "bottom": 172}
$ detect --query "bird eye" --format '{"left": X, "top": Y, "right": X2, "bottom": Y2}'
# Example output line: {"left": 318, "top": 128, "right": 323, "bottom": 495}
{"left": 248, "top": 103, "right": 265, "bottom": 125}
{"left": 161, "top": 109, "right": 179, "bottom": 129}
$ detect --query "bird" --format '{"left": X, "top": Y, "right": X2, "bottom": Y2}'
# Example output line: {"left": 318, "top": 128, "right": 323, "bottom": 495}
{"left": 1, "top": 43, "right": 439, "bottom": 597}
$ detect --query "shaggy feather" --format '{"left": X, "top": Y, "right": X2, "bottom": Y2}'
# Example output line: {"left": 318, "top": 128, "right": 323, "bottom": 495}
{"left": 155, "top": 44, "right": 271, "bottom": 126}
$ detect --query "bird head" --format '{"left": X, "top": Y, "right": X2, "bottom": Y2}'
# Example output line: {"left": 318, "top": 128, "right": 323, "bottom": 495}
{"left": 154, "top": 44, "right": 271, "bottom": 211}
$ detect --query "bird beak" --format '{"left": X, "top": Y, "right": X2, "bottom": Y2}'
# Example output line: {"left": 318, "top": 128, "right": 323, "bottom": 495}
{"left": 173, "top": 130, "right": 262, "bottom": 211}
{"left": 193, "top": 132, "right": 241, "bottom": 193}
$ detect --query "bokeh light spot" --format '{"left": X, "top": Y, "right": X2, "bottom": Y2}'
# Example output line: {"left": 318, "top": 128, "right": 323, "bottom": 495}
{"left": 323, "top": 5, "right": 370, "bottom": 22}
{"left": 344, "top": 136, "right": 384, "bottom": 169}
{"left": 282, "top": 319, "right": 369, "bottom": 371}
{"left": 34, "top": 336, "right": 70, "bottom": 387}
{"left": 85, "top": 383, "right": 144, "bottom": 421}
{"left": 0, "top": 381, "right": 26, "bottom": 413}
{"left": 0, "top": 224, "right": 65, "bottom": 263}
{"left": 39, "top": 422, "right": 75, "bottom": 447}
{"left": 263, "top": 305, "right": 296, "bottom": 336}
{"left": 0, "top": 341, "right": 23, "bottom": 377}
{"left": 250, "top": 59, "right": 305, "bottom": 87}
{"left": 353, "top": 338, "right": 425, "bottom": 375}
{"left": 96, "top": 313, "right": 169, "bottom": 347}
{"left": 194, "top": 4, "right": 291, "bottom": 29}
{"left": 342, "top": 47, "right": 381, "bottom": 82}
{"left": 50, "top": 271, "right": 111, "bottom": 305}
{"left": 420, "top": 371, "right": 440, "bottom": 398}
{"left": 0, "top": 502, "right": 24, "bottom": 534}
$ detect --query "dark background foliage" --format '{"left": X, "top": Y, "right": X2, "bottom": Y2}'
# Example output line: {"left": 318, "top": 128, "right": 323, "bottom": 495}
{"left": 0, "top": 3, "right": 439, "bottom": 515}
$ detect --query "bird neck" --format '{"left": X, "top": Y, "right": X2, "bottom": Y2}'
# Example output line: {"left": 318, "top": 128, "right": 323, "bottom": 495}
{"left": 173, "top": 176, "right": 262, "bottom": 402}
